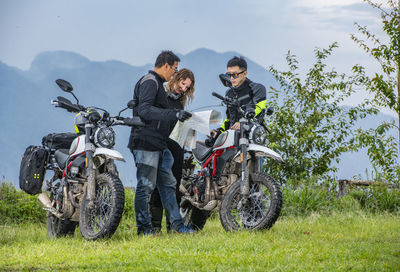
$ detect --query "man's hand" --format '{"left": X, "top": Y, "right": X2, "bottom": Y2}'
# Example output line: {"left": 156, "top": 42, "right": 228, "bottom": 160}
{"left": 210, "top": 129, "right": 220, "bottom": 138}
{"left": 176, "top": 110, "right": 192, "bottom": 122}
{"left": 231, "top": 122, "right": 240, "bottom": 130}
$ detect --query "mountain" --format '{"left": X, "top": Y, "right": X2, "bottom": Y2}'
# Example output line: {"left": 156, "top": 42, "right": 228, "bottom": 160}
{"left": 0, "top": 49, "right": 395, "bottom": 187}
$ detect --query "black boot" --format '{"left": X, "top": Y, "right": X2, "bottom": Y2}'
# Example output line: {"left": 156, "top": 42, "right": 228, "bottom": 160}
{"left": 150, "top": 206, "right": 163, "bottom": 233}
{"left": 150, "top": 188, "right": 164, "bottom": 233}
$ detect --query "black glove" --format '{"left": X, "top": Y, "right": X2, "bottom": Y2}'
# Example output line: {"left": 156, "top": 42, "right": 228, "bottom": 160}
{"left": 176, "top": 110, "right": 192, "bottom": 122}
{"left": 205, "top": 136, "right": 215, "bottom": 147}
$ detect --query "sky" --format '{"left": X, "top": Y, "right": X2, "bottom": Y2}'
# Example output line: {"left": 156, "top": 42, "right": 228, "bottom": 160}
{"left": 0, "top": 0, "right": 393, "bottom": 112}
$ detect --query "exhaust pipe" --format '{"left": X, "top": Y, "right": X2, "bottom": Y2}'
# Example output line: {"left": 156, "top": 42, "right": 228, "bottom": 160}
{"left": 181, "top": 196, "right": 217, "bottom": 211}
{"left": 179, "top": 184, "right": 190, "bottom": 196}
{"left": 38, "top": 192, "right": 52, "bottom": 208}
{"left": 38, "top": 192, "right": 63, "bottom": 218}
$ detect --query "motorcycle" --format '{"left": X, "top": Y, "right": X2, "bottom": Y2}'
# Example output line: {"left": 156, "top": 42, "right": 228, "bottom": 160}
{"left": 179, "top": 91, "right": 283, "bottom": 231}
{"left": 37, "top": 79, "right": 143, "bottom": 240}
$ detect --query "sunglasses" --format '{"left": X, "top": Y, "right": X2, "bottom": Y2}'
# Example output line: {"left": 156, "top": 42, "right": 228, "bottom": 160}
{"left": 170, "top": 65, "right": 178, "bottom": 73}
{"left": 226, "top": 70, "right": 245, "bottom": 79}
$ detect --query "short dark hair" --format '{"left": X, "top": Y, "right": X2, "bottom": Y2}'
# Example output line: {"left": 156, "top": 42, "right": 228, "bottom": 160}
{"left": 227, "top": 56, "right": 247, "bottom": 71}
{"left": 155, "top": 50, "right": 180, "bottom": 68}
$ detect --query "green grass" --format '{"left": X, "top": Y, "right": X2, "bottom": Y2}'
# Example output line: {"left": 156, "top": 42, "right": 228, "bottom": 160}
{"left": 1, "top": 212, "right": 399, "bottom": 271}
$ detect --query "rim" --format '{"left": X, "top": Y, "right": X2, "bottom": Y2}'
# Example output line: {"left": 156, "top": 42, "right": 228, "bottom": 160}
{"left": 180, "top": 205, "right": 191, "bottom": 225}
{"left": 229, "top": 182, "right": 271, "bottom": 229}
{"left": 49, "top": 215, "right": 59, "bottom": 235}
{"left": 85, "top": 182, "right": 113, "bottom": 235}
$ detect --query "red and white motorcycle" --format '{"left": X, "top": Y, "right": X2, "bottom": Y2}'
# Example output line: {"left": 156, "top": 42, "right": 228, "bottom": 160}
{"left": 179, "top": 92, "right": 283, "bottom": 231}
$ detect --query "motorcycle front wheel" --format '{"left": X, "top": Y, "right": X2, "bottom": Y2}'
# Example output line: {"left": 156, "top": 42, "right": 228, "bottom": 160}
{"left": 219, "top": 173, "right": 282, "bottom": 231}
{"left": 79, "top": 173, "right": 125, "bottom": 240}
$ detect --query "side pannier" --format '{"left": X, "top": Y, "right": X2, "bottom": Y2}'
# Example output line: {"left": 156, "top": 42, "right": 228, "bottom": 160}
{"left": 19, "top": 145, "right": 49, "bottom": 195}
{"left": 42, "top": 132, "right": 77, "bottom": 150}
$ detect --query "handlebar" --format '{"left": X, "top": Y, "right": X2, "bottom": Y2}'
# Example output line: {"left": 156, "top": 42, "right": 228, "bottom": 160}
{"left": 52, "top": 97, "right": 144, "bottom": 128}
{"left": 51, "top": 99, "right": 84, "bottom": 113}
{"left": 109, "top": 116, "right": 145, "bottom": 127}
{"left": 212, "top": 91, "right": 272, "bottom": 120}
{"left": 212, "top": 92, "right": 250, "bottom": 106}
{"left": 212, "top": 92, "right": 225, "bottom": 101}
{"left": 121, "top": 117, "right": 145, "bottom": 127}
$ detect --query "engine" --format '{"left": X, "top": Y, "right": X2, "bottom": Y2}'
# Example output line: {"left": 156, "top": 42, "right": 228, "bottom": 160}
{"left": 194, "top": 176, "right": 206, "bottom": 202}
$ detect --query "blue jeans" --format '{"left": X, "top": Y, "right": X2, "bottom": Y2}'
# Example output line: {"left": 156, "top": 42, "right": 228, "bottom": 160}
{"left": 132, "top": 149, "right": 183, "bottom": 234}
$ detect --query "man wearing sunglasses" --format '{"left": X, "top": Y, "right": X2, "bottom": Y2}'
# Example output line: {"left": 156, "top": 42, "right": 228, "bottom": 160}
{"left": 211, "top": 56, "right": 267, "bottom": 137}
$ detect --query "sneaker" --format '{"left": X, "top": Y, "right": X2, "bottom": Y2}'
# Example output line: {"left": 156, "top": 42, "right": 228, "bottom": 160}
{"left": 176, "top": 224, "right": 196, "bottom": 234}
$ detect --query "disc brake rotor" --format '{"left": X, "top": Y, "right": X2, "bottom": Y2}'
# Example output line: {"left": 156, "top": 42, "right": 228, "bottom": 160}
{"left": 87, "top": 184, "right": 112, "bottom": 232}
{"left": 236, "top": 186, "right": 270, "bottom": 228}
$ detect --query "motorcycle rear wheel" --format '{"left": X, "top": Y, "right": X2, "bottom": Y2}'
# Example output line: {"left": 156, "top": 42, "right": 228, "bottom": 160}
{"left": 46, "top": 214, "right": 77, "bottom": 238}
{"left": 180, "top": 204, "right": 210, "bottom": 230}
{"left": 79, "top": 173, "right": 125, "bottom": 240}
{"left": 219, "top": 173, "right": 282, "bottom": 231}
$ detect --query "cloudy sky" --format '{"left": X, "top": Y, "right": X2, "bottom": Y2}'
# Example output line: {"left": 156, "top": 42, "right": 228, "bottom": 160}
{"left": 0, "top": 0, "right": 391, "bottom": 109}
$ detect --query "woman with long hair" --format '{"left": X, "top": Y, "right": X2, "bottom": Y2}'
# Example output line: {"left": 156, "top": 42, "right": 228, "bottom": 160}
{"left": 149, "top": 68, "right": 195, "bottom": 233}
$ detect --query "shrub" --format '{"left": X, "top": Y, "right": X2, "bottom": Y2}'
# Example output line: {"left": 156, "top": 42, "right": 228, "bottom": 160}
{"left": 281, "top": 183, "right": 400, "bottom": 217}
{"left": 349, "top": 185, "right": 400, "bottom": 213}
{"left": 0, "top": 182, "right": 46, "bottom": 224}
{"left": 1, "top": 181, "right": 398, "bottom": 225}
{"left": 280, "top": 186, "right": 359, "bottom": 216}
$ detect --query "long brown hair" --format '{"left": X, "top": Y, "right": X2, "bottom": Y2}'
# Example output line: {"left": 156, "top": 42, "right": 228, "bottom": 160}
{"left": 166, "top": 68, "right": 195, "bottom": 108}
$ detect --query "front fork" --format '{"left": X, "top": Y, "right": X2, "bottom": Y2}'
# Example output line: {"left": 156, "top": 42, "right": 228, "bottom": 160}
{"left": 239, "top": 118, "right": 250, "bottom": 200}
{"left": 85, "top": 124, "right": 96, "bottom": 208}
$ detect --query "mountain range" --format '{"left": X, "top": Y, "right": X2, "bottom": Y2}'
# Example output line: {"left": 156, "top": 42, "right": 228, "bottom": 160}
{"left": 0, "top": 48, "right": 395, "bottom": 187}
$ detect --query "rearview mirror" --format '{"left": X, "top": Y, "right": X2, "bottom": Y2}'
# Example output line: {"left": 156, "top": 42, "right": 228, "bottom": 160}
{"left": 127, "top": 99, "right": 137, "bottom": 109}
{"left": 219, "top": 74, "right": 232, "bottom": 88}
{"left": 55, "top": 79, "right": 73, "bottom": 92}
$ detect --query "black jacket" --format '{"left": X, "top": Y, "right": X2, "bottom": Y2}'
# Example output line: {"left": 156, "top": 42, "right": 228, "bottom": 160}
{"left": 218, "top": 78, "right": 266, "bottom": 132}
{"left": 167, "top": 92, "right": 184, "bottom": 134}
{"left": 128, "top": 71, "right": 178, "bottom": 151}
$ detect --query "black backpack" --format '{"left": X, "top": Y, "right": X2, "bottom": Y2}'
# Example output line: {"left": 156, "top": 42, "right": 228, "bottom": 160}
{"left": 19, "top": 145, "right": 49, "bottom": 195}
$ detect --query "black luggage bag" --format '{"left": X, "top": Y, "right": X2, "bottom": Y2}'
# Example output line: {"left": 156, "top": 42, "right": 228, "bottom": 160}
{"left": 42, "top": 132, "right": 77, "bottom": 150}
{"left": 19, "top": 145, "right": 49, "bottom": 195}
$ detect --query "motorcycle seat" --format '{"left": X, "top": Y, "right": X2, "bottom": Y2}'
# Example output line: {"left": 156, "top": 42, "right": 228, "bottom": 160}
{"left": 192, "top": 141, "right": 213, "bottom": 162}
{"left": 54, "top": 149, "right": 69, "bottom": 169}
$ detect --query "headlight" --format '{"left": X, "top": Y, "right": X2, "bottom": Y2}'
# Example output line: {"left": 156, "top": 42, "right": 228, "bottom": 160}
{"left": 249, "top": 125, "right": 267, "bottom": 145}
{"left": 94, "top": 126, "right": 115, "bottom": 148}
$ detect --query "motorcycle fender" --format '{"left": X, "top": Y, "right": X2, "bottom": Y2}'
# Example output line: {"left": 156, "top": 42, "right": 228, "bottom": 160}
{"left": 233, "top": 144, "right": 284, "bottom": 163}
{"left": 248, "top": 144, "right": 284, "bottom": 163}
{"left": 94, "top": 148, "right": 125, "bottom": 162}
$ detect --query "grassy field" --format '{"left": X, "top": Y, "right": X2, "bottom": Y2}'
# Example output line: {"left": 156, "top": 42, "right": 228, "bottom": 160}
{"left": 1, "top": 212, "right": 399, "bottom": 271}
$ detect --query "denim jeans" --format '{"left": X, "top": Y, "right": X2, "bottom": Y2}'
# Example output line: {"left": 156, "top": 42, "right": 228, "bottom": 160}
{"left": 132, "top": 148, "right": 183, "bottom": 234}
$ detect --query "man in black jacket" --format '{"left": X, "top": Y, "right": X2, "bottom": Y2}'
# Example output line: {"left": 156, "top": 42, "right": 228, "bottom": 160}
{"left": 211, "top": 56, "right": 267, "bottom": 137}
{"left": 128, "top": 51, "right": 193, "bottom": 235}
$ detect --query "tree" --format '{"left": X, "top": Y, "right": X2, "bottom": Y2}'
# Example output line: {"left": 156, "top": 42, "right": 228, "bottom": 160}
{"left": 351, "top": 0, "right": 400, "bottom": 147}
{"left": 265, "top": 43, "right": 376, "bottom": 186}
{"left": 350, "top": 0, "right": 400, "bottom": 183}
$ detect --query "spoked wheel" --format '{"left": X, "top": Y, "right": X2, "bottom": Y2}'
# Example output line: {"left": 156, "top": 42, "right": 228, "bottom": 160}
{"left": 79, "top": 173, "right": 125, "bottom": 240}
{"left": 219, "top": 173, "right": 282, "bottom": 231}
{"left": 47, "top": 214, "right": 77, "bottom": 238}
{"left": 180, "top": 203, "right": 210, "bottom": 230}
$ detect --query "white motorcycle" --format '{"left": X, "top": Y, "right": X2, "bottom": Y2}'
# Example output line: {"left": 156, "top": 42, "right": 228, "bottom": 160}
{"left": 35, "top": 79, "right": 143, "bottom": 240}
